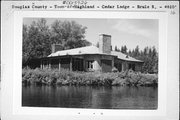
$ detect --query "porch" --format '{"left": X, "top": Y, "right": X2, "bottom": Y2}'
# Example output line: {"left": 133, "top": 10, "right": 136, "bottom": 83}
{"left": 41, "top": 55, "right": 84, "bottom": 71}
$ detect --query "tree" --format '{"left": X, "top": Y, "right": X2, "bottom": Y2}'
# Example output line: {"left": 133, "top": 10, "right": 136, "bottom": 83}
{"left": 151, "top": 47, "right": 158, "bottom": 73}
{"left": 22, "top": 24, "right": 29, "bottom": 65}
{"left": 23, "top": 19, "right": 91, "bottom": 66}
{"left": 128, "top": 49, "right": 132, "bottom": 56}
{"left": 114, "top": 46, "right": 120, "bottom": 52}
{"left": 23, "top": 19, "right": 51, "bottom": 66}
{"left": 127, "top": 45, "right": 158, "bottom": 73}
{"left": 114, "top": 46, "right": 120, "bottom": 51}
{"left": 96, "top": 42, "right": 99, "bottom": 48}
{"left": 134, "top": 45, "right": 140, "bottom": 56}
{"left": 143, "top": 47, "right": 148, "bottom": 56}
{"left": 115, "top": 46, "right": 118, "bottom": 51}
{"left": 121, "top": 45, "right": 127, "bottom": 54}
{"left": 51, "top": 20, "right": 91, "bottom": 49}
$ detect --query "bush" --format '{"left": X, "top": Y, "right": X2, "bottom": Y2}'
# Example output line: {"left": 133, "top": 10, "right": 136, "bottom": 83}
{"left": 22, "top": 68, "right": 158, "bottom": 87}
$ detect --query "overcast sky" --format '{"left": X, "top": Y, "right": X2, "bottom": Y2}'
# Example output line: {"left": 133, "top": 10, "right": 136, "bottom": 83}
{"left": 24, "top": 18, "right": 158, "bottom": 51}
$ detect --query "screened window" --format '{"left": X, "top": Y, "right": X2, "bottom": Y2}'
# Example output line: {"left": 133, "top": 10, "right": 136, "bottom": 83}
{"left": 42, "top": 60, "right": 49, "bottom": 69}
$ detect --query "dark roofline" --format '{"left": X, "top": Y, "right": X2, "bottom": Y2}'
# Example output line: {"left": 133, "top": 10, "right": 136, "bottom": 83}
{"left": 40, "top": 53, "right": 116, "bottom": 60}
{"left": 116, "top": 58, "right": 144, "bottom": 63}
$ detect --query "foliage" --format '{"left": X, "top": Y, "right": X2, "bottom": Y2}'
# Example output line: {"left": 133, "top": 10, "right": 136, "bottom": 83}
{"left": 120, "top": 45, "right": 128, "bottom": 54}
{"left": 50, "top": 20, "right": 91, "bottom": 49}
{"left": 133, "top": 46, "right": 158, "bottom": 73}
{"left": 96, "top": 42, "right": 99, "bottom": 48}
{"left": 23, "top": 19, "right": 91, "bottom": 66}
{"left": 22, "top": 68, "right": 158, "bottom": 87}
{"left": 114, "top": 45, "right": 158, "bottom": 73}
{"left": 114, "top": 46, "right": 120, "bottom": 52}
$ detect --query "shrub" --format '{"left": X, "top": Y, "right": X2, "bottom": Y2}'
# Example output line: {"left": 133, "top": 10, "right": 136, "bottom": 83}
{"left": 22, "top": 68, "right": 158, "bottom": 87}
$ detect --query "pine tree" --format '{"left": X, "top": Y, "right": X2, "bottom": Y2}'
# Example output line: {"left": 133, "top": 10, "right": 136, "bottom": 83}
{"left": 125, "top": 45, "right": 158, "bottom": 73}
{"left": 115, "top": 46, "right": 118, "bottom": 51}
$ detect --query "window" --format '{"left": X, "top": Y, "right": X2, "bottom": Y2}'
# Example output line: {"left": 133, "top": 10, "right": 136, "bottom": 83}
{"left": 51, "top": 58, "right": 59, "bottom": 69}
{"left": 115, "top": 62, "right": 122, "bottom": 72}
{"left": 86, "top": 61, "right": 93, "bottom": 69}
{"left": 128, "top": 63, "right": 135, "bottom": 71}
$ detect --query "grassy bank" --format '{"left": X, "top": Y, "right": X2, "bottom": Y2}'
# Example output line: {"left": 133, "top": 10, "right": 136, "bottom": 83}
{"left": 22, "top": 68, "right": 158, "bottom": 87}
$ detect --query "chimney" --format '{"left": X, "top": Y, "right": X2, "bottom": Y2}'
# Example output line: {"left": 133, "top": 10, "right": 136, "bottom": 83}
{"left": 99, "top": 34, "right": 111, "bottom": 54}
{"left": 51, "top": 44, "right": 63, "bottom": 53}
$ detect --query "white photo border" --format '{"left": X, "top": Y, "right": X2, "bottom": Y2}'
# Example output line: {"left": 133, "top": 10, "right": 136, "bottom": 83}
{"left": 2, "top": 2, "right": 178, "bottom": 118}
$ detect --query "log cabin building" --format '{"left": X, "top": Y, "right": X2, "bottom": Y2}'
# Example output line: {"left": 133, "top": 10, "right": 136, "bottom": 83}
{"left": 27, "top": 34, "right": 143, "bottom": 72}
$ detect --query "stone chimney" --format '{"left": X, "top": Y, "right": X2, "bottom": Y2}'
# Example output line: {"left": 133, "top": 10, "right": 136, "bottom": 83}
{"left": 51, "top": 44, "right": 63, "bottom": 53}
{"left": 99, "top": 34, "right": 111, "bottom": 54}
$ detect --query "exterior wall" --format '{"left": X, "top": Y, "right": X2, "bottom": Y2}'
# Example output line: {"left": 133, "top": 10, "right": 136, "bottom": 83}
{"left": 84, "top": 54, "right": 114, "bottom": 72}
{"left": 114, "top": 59, "right": 123, "bottom": 72}
{"left": 114, "top": 58, "right": 143, "bottom": 72}
{"left": 122, "top": 62, "right": 128, "bottom": 71}
{"left": 93, "top": 59, "right": 101, "bottom": 71}
{"left": 114, "top": 59, "right": 128, "bottom": 72}
{"left": 101, "top": 59, "right": 112, "bottom": 72}
{"left": 84, "top": 55, "right": 101, "bottom": 71}
{"left": 135, "top": 63, "right": 142, "bottom": 72}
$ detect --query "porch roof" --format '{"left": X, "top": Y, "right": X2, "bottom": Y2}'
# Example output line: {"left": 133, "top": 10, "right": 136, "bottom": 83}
{"left": 48, "top": 45, "right": 143, "bottom": 62}
{"left": 111, "top": 51, "right": 143, "bottom": 62}
{"left": 48, "top": 45, "right": 108, "bottom": 57}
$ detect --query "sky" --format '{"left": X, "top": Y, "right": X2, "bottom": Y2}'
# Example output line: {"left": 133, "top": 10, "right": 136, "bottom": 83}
{"left": 24, "top": 18, "right": 158, "bottom": 51}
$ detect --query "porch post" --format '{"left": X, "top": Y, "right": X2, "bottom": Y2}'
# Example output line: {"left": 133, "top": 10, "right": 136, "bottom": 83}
{"left": 83, "top": 56, "right": 86, "bottom": 71}
{"left": 70, "top": 56, "right": 72, "bottom": 71}
{"left": 80, "top": 59, "right": 83, "bottom": 71}
{"left": 122, "top": 62, "right": 126, "bottom": 71}
{"left": 59, "top": 58, "right": 61, "bottom": 71}
{"left": 124, "top": 61, "right": 127, "bottom": 71}
{"left": 126, "top": 62, "right": 128, "bottom": 71}
{"left": 40, "top": 60, "right": 43, "bottom": 69}
{"left": 49, "top": 59, "right": 51, "bottom": 69}
{"left": 42, "top": 60, "right": 44, "bottom": 69}
{"left": 112, "top": 57, "right": 114, "bottom": 68}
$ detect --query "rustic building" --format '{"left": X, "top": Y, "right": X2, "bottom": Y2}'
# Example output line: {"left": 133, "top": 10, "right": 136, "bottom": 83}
{"left": 28, "top": 34, "right": 143, "bottom": 72}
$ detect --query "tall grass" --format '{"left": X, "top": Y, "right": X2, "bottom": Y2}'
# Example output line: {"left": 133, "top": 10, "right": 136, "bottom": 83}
{"left": 22, "top": 68, "right": 158, "bottom": 87}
